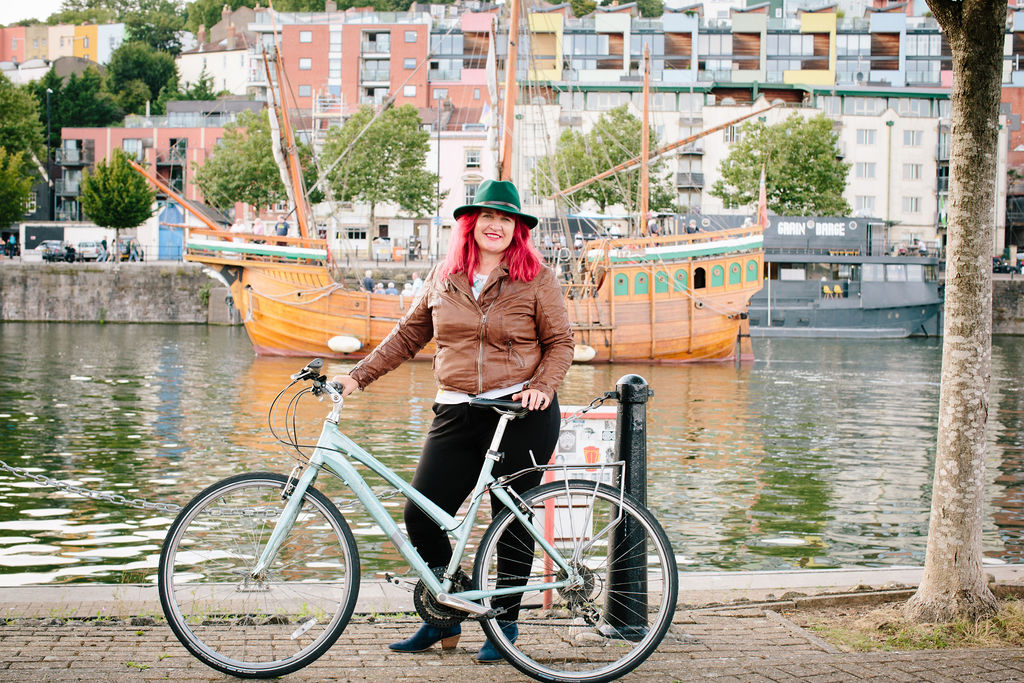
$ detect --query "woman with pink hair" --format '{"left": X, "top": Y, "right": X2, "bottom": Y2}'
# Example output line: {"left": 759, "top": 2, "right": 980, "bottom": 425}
{"left": 333, "top": 180, "right": 574, "bottom": 663}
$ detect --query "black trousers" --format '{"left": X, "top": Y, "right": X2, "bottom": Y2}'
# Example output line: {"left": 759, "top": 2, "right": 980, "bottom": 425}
{"left": 404, "top": 394, "right": 561, "bottom": 620}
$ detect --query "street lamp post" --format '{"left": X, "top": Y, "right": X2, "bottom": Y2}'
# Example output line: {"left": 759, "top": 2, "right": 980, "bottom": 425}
{"left": 45, "top": 88, "right": 54, "bottom": 220}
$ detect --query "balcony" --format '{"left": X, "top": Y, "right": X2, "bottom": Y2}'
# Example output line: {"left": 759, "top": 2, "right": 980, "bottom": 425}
{"left": 677, "top": 142, "right": 704, "bottom": 155}
{"left": 676, "top": 172, "right": 705, "bottom": 189}
{"left": 360, "top": 68, "right": 391, "bottom": 82}
{"left": 427, "top": 69, "right": 461, "bottom": 81}
{"left": 55, "top": 179, "right": 80, "bottom": 195}
{"left": 156, "top": 148, "right": 187, "bottom": 165}
{"left": 56, "top": 148, "right": 93, "bottom": 165}
{"left": 361, "top": 40, "right": 390, "bottom": 55}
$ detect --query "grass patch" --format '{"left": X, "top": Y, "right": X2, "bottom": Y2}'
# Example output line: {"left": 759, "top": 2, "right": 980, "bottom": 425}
{"left": 791, "top": 599, "right": 1024, "bottom": 652}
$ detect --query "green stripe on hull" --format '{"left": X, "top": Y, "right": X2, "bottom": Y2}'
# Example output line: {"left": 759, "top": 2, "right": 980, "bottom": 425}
{"left": 188, "top": 239, "right": 327, "bottom": 261}
{"left": 599, "top": 239, "right": 764, "bottom": 263}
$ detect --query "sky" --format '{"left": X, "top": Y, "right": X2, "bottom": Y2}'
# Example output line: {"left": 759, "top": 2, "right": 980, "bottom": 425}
{"left": 0, "top": 1, "right": 66, "bottom": 26}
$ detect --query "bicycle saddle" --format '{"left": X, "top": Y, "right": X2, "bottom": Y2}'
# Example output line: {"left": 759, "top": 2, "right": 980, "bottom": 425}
{"left": 469, "top": 397, "right": 530, "bottom": 417}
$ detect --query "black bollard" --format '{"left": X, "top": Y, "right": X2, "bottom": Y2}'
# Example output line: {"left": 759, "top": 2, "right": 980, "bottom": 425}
{"left": 603, "top": 374, "right": 652, "bottom": 640}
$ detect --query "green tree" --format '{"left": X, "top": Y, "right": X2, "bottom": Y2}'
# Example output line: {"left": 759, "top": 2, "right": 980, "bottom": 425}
{"left": 80, "top": 149, "right": 155, "bottom": 247}
{"left": 570, "top": 0, "right": 597, "bottom": 17}
{"left": 192, "top": 109, "right": 286, "bottom": 211}
{"left": 125, "top": 0, "right": 186, "bottom": 55}
{"left": 902, "top": 0, "right": 1003, "bottom": 625}
{"left": 106, "top": 41, "right": 179, "bottom": 115}
{"left": 531, "top": 104, "right": 675, "bottom": 216}
{"left": 712, "top": 113, "right": 850, "bottom": 216}
{"left": 0, "top": 75, "right": 44, "bottom": 168}
{"left": 29, "top": 68, "right": 123, "bottom": 152}
{"left": 184, "top": 0, "right": 256, "bottom": 33}
{"left": 322, "top": 104, "right": 438, "bottom": 250}
{"left": 0, "top": 149, "right": 33, "bottom": 228}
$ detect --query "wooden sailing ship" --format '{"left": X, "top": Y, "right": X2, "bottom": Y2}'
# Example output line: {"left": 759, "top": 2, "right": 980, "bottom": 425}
{"left": 150, "top": 3, "right": 766, "bottom": 363}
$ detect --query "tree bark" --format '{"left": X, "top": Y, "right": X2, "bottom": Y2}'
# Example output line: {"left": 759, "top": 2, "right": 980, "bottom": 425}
{"left": 903, "top": 0, "right": 1005, "bottom": 623}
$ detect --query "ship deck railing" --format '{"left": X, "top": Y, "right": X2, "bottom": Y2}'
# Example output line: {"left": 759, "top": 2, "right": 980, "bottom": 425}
{"left": 183, "top": 227, "right": 329, "bottom": 266}
{"left": 582, "top": 225, "right": 764, "bottom": 266}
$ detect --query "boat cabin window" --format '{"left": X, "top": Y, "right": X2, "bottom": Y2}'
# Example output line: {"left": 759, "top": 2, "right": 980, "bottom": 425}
{"left": 906, "top": 264, "right": 924, "bottom": 281}
{"left": 924, "top": 265, "right": 937, "bottom": 281}
{"left": 863, "top": 263, "right": 885, "bottom": 282}
{"left": 886, "top": 264, "right": 907, "bottom": 281}
{"left": 694, "top": 267, "right": 706, "bottom": 289}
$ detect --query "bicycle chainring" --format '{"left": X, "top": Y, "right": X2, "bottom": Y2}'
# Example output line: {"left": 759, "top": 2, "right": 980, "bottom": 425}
{"left": 414, "top": 567, "right": 471, "bottom": 628}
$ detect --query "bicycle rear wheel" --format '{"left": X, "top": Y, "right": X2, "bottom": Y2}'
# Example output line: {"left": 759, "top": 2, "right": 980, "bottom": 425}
{"left": 158, "top": 472, "right": 360, "bottom": 678}
{"left": 473, "top": 480, "right": 677, "bottom": 683}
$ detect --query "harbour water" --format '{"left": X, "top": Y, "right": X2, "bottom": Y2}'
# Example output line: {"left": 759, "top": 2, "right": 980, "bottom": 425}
{"left": 0, "top": 322, "right": 1021, "bottom": 585}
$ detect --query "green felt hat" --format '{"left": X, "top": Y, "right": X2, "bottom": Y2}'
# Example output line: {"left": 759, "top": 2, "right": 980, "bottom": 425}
{"left": 453, "top": 179, "right": 538, "bottom": 229}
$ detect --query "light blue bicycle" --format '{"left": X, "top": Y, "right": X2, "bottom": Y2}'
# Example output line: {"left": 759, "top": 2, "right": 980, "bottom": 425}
{"left": 158, "top": 359, "right": 677, "bottom": 682}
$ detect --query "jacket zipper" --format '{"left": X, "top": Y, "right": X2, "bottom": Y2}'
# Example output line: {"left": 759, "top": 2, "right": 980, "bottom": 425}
{"left": 476, "top": 279, "right": 504, "bottom": 394}
{"left": 507, "top": 340, "right": 525, "bottom": 368}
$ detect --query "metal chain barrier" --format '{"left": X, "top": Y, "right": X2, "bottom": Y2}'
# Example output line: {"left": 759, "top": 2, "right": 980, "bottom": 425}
{"left": 0, "top": 458, "right": 399, "bottom": 514}
{"left": 560, "top": 391, "right": 617, "bottom": 425}
{"left": 0, "top": 458, "right": 183, "bottom": 514}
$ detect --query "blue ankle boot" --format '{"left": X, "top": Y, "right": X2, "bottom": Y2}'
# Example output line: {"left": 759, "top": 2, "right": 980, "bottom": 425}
{"left": 388, "top": 622, "right": 461, "bottom": 652}
{"left": 475, "top": 621, "right": 518, "bottom": 663}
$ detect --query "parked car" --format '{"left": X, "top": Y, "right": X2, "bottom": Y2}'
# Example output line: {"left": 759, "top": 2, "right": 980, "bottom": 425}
{"left": 76, "top": 241, "right": 102, "bottom": 261}
{"left": 38, "top": 240, "right": 75, "bottom": 262}
{"left": 116, "top": 238, "right": 144, "bottom": 261}
{"left": 993, "top": 258, "right": 1021, "bottom": 274}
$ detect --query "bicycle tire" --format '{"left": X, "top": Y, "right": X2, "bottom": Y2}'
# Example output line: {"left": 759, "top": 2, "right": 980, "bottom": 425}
{"left": 473, "top": 479, "right": 677, "bottom": 683}
{"left": 158, "top": 472, "right": 360, "bottom": 678}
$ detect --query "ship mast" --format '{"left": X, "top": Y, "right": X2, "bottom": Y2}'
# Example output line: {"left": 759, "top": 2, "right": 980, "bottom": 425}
{"left": 265, "top": 3, "right": 313, "bottom": 238}
{"left": 499, "top": 0, "right": 520, "bottom": 181}
{"left": 639, "top": 44, "right": 650, "bottom": 236}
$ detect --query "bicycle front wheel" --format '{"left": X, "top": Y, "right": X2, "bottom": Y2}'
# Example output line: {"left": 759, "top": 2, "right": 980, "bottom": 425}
{"left": 474, "top": 480, "right": 677, "bottom": 683}
{"left": 158, "top": 472, "right": 360, "bottom": 679}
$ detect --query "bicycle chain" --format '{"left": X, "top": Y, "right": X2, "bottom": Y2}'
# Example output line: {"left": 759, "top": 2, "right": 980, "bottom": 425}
{"left": 0, "top": 457, "right": 399, "bottom": 514}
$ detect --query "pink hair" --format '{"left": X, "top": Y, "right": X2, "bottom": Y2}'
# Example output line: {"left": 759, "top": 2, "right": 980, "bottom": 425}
{"left": 438, "top": 210, "right": 543, "bottom": 283}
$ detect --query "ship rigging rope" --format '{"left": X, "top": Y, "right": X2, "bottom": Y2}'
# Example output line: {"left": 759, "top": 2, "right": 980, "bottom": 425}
{"left": 246, "top": 281, "right": 345, "bottom": 305}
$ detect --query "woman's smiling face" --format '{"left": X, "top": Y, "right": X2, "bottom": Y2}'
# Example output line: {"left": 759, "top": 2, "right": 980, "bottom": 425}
{"left": 474, "top": 208, "right": 516, "bottom": 257}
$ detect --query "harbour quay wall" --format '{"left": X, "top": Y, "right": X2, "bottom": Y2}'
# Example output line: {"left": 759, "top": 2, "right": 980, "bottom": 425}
{"left": 2, "top": 262, "right": 1024, "bottom": 333}
{"left": 0, "top": 262, "right": 217, "bottom": 324}
{"left": 994, "top": 278, "right": 1024, "bottom": 335}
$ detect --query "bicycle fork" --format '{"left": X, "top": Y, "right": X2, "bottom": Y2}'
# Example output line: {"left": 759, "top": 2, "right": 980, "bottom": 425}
{"left": 249, "top": 464, "right": 322, "bottom": 581}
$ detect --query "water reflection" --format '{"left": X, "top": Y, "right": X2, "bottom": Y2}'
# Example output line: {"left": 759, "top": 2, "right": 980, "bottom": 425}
{"left": 0, "top": 323, "right": 1022, "bottom": 584}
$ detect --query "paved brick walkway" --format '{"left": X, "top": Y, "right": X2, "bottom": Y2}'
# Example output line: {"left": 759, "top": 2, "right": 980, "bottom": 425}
{"left": 2, "top": 598, "right": 1022, "bottom": 681}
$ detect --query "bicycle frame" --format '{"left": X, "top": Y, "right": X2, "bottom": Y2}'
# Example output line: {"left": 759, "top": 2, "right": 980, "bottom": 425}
{"left": 251, "top": 399, "right": 578, "bottom": 614}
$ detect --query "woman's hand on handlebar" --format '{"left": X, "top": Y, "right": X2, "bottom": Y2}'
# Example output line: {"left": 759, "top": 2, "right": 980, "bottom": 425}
{"left": 331, "top": 375, "right": 360, "bottom": 397}
{"left": 512, "top": 388, "right": 551, "bottom": 411}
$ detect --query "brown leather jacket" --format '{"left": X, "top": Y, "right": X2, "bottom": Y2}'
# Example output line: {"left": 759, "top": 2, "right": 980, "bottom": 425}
{"left": 348, "top": 264, "right": 574, "bottom": 398}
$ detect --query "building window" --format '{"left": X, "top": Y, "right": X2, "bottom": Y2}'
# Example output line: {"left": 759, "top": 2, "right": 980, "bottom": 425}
{"left": 903, "top": 130, "right": 923, "bottom": 146}
{"left": 299, "top": 58, "right": 312, "bottom": 70}
{"left": 856, "top": 129, "right": 876, "bottom": 145}
{"left": 465, "top": 183, "right": 479, "bottom": 205}
{"left": 855, "top": 162, "right": 876, "bottom": 179}
{"left": 855, "top": 195, "right": 875, "bottom": 212}
{"left": 404, "top": 57, "right": 416, "bottom": 69}
{"left": 83, "top": 37, "right": 89, "bottom": 48}
{"left": 473, "top": 88, "right": 480, "bottom": 100}
{"left": 902, "top": 196, "right": 922, "bottom": 213}
{"left": 347, "top": 226, "right": 366, "bottom": 240}
{"left": 405, "top": 30, "right": 417, "bottom": 43}
{"left": 433, "top": 88, "right": 448, "bottom": 100}
{"left": 403, "top": 84, "right": 416, "bottom": 97}
{"left": 25, "top": 190, "right": 37, "bottom": 215}
{"left": 903, "top": 163, "right": 922, "bottom": 180}
{"left": 298, "top": 84, "right": 312, "bottom": 97}
{"left": 465, "top": 149, "right": 481, "bottom": 168}
{"left": 299, "top": 31, "right": 313, "bottom": 43}
{"left": 724, "top": 125, "right": 739, "bottom": 143}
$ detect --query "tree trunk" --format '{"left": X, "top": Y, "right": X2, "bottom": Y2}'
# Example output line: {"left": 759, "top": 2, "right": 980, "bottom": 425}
{"left": 365, "top": 203, "right": 377, "bottom": 260}
{"left": 903, "top": 0, "right": 1004, "bottom": 623}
